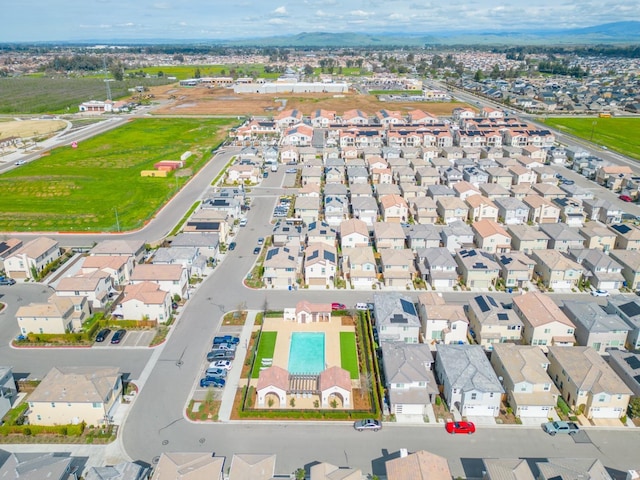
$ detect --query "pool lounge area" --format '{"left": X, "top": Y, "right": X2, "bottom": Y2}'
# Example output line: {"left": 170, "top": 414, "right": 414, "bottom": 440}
{"left": 288, "top": 332, "right": 325, "bottom": 375}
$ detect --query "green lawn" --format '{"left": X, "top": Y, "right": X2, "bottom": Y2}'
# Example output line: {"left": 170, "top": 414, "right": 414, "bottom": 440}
{"left": 543, "top": 117, "right": 640, "bottom": 161}
{"left": 252, "top": 331, "right": 278, "bottom": 379}
{"left": 127, "top": 64, "right": 282, "bottom": 80}
{"left": 340, "top": 332, "right": 359, "bottom": 379}
{"left": 0, "top": 118, "right": 237, "bottom": 232}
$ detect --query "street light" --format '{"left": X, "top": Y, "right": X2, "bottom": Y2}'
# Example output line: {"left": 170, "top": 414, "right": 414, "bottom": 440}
{"left": 590, "top": 120, "right": 597, "bottom": 142}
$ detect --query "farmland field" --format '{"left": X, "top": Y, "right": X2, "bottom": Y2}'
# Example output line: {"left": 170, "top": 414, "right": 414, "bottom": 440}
{"left": 0, "top": 118, "right": 237, "bottom": 232}
{"left": 0, "top": 77, "right": 172, "bottom": 114}
{"left": 543, "top": 117, "right": 640, "bottom": 161}
{"left": 127, "top": 64, "right": 282, "bottom": 80}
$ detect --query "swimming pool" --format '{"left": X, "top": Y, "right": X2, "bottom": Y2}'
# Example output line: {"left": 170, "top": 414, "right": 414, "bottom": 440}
{"left": 288, "top": 332, "right": 325, "bottom": 374}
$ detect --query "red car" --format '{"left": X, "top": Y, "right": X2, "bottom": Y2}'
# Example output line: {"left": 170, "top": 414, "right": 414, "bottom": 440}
{"left": 445, "top": 421, "right": 476, "bottom": 434}
{"left": 331, "top": 303, "right": 346, "bottom": 311}
{"left": 619, "top": 195, "right": 633, "bottom": 202}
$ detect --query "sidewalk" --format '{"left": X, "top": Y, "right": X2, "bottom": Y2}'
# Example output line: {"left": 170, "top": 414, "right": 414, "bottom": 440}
{"left": 217, "top": 310, "right": 259, "bottom": 422}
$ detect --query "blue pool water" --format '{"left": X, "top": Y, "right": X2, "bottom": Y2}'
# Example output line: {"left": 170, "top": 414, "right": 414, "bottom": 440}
{"left": 288, "top": 332, "right": 325, "bottom": 374}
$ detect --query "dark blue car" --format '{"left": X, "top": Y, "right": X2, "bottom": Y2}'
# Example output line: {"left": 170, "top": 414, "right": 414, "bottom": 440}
{"left": 200, "top": 376, "right": 226, "bottom": 388}
{"left": 213, "top": 335, "right": 240, "bottom": 345}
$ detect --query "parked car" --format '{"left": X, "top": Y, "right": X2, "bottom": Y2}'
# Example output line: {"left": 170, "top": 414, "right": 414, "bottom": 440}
{"left": 239, "top": 218, "right": 248, "bottom": 227}
{"left": 15, "top": 160, "right": 26, "bottom": 166}
{"left": 354, "top": 302, "right": 369, "bottom": 311}
{"left": 590, "top": 289, "right": 610, "bottom": 297}
{"left": 213, "top": 343, "right": 236, "bottom": 351}
{"left": 228, "top": 242, "right": 236, "bottom": 251}
{"left": 253, "top": 247, "right": 261, "bottom": 255}
{"left": 331, "top": 302, "right": 346, "bottom": 311}
{"left": 200, "top": 376, "right": 226, "bottom": 388}
{"left": 542, "top": 420, "right": 579, "bottom": 436}
{"left": 562, "top": 179, "right": 575, "bottom": 185}
{"left": 353, "top": 419, "right": 381, "bottom": 432}
{"left": 205, "top": 367, "right": 227, "bottom": 377}
{"left": 95, "top": 328, "right": 111, "bottom": 343}
{"left": 285, "top": 168, "right": 297, "bottom": 174}
{"left": 619, "top": 195, "right": 633, "bottom": 202}
{"left": 207, "top": 349, "right": 235, "bottom": 361}
{"left": 213, "top": 335, "right": 239, "bottom": 345}
{"left": 0, "top": 277, "right": 16, "bottom": 286}
{"left": 257, "top": 237, "right": 264, "bottom": 245}
{"left": 445, "top": 421, "right": 476, "bottom": 434}
{"left": 262, "top": 171, "right": 268, "bottom": 178}
{"left": 110, "top": 329, "right": 126, "bottom": 344}
{"left": 211, "top": 360, "right": 232, "bottom": 370}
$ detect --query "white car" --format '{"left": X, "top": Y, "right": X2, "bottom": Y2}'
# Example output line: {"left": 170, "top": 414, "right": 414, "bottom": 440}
{"left": 210, "top": 360, "right": 232, "bottom": 370}
{"left": 239, "top": 218, "right": 248, "bottom": 227}
{"left": 354, "top": 302, "right": 369, "bottom": 311}
{"left": 590, "top": 289, "right": 610, "bottom": 297}
{"left": 15, "top": 160, "right": 26, "bottom": 166}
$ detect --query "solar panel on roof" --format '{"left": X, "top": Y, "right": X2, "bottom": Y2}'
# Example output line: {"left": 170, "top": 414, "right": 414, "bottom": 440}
{"left": 619, "top": 301, "right": 640, "bottom": 318}
{"left": 265, "top": 249, "right": 279, "bottom": 261}
{"left": 473, "top": 262, "right": 487, "bottom": 269}
{"left": 634, "top": 375, "right": 640, "bottom": 384}
{"left": 625, "top": 356, "right": 640, "bottom": 370}
{"left": 497, "top": 313, "right": 509, "bottom": 321}
{"left": 500, "top": 255, "right": 512, "bottom": 265}
{"left": 612, "top": 224, "right": 631, "bottom": 234}
{"left": 400, "top": 299, "right": 417, "bottom": 316}
{"left": 390, "top": 314, "right": 408, "bottom": 323}
{"left": 488, "top": 297, "right": 499, "bottom": 307}
{"left": 476, "top": 296, "right": 490, "bottom": 313}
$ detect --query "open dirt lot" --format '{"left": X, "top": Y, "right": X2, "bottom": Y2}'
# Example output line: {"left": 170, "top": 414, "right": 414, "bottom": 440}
{"left": 148, "top": 84, "right": 471, "bottom": 117}
{"left": 0, "top": 119, "right": 66, "bottom": 140}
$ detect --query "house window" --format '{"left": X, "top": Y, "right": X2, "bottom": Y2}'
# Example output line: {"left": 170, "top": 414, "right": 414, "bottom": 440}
{"left": 37, "top": 415, "right": 41, "bottom": 421}
{"left": 51, "top": 402, "right": 55, "bottom": 408}
{"left": 471, "top": 393, "right": 477, "bottom": 400}
{"left": 544, "top": 328, "right": 551, "bottom": 334}
{"left": 544, "top": 383, "right": 551, "bottom": 391}
{"left": 599, "top": 395, "right": 606, "bottom": 402}
{"left": 93, "top": 402, "right": 101, "bottom": 408}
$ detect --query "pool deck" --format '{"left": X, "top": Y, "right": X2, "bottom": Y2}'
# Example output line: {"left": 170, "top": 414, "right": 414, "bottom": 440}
{"left": 261, "top": 316, "right": 355, "bottom": 374}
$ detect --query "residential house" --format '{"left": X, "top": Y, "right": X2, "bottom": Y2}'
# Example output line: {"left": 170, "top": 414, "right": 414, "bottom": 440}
{"left": 553, "top": 197, "right": 585, "bottom": 227}
{"left": 466, "top": 195, "right": 499, "bottom": 222}
{"left": 583, "top": 198, "right": 623, "bottom": 225}
{"left": 609, "top": 249, "right": 640, "bottom": 289}
{"left": 532, "top": 183, "right": 565, "bottom": 200}
{"left": 509, "top": 184, "right": 535, "bottom": 200}
{"left": 405, "top": 224, "right": 441, "bottom": 251}
{"left": 294, "top": 196, "right": 320, "bottom": 225}
{"left": 272, "top": 220, "right": 305, "bottom": 249}
{"left": 486, "top": 167, "right": 515, "bottom": 189}
{"left": 342, "top": 247, "right": 377, "bottom": 289}
{"left": 537, "top": 459, "right": 613, "bottom": 480}
{"left": 609, "top": 223, "right": 640, "bottom": 250}
{"left": 304, "top": 243, "right": 337, "bottom": 287}
{"left": 437, "top": 197, "right": 468, "bottom": 224}
{"left": 275, "top": 108, "right": 304, "bottom": 129}
{"left": 381, "top": 342, "right": 439, "bottom": 418}
{"left": 171, "top": 232, "right": 219, "bottom": 260}
{"left": 310, "top": 462, "right": 361, "bottom": 480}
{"left": 151, "top": 452, "right": 224, "bottom": 480}
{"left": 228, "top": 453, "right": 277, "bottom": 480}
{"left": 415, "top": 166, "right": 441, "bottom": 186}
{"left": 479, "top": 182, "right": 511, "bottom": 200}
{"left": 80, "top": 255, "right": 134, "bottom": 287}
{"left": 323, "top": 196, "right": 349, "bottom": 227}
{"left": 530, "top": 249, "right": 584, "bottom": 290}
{"left": 579, "top": 223, "right": 617, "bottom": 252}
{"left": 441, "top": 221, "right": 474, "bottom": 253}
{"left": 373, "top": 222, "right": 406, "bottom": 250}
{"left": 0, "top": 453, "right": 74, "bottom": 480}
{"left": 495, "top": 197, "right": 530, "bottom": 225}
{"left": 416, "top": 247, "right": 458, "bottom": 288}
{"left": 563, "top": 300, "right": 630, "bottom": 353}
{"left": 453, "top": 181, "right": 482, "bottom": 201}
{"left": 467, "top": 294, "right": 523, "bottom": 350}
{"left": 417, "top": 292, "right": 468, "bottom": 347}
{"left": 0, "top": 367, "right": 17, "bottom": 420}
{"left": 0, "top": 238, "right": 22, "bottom": 271}
{"left": 472, "top": 219, "right": 511, "bottom": 254}
{"left": 324, "top": 166, "right": 346, "bottom": 185}
{"left": 512, "top": 292, "right": 576, "bottom": 349}
{"left": 283, "top": 300, "right": 332, "bottom": 324}
{"left": 153, "top": 246, "right": 205, "bottom": 277}
{"left": 523, "top": 195, "right": 561, "bottom": 224}
{"left": 508, "top": 165, "right": 537, "bottom": 185}
{"left": 606, "top": 349, "right": 640, "bottom": 397}
{"left": 226, "top": 164, "right": 260, "bottom": 184}
{"left": 116, "top": 281, "right": 172, "bottom": 323}
{"left": 539, "top": 223, "right": 585, "bottom": 252}
{"left": 27, "top": 366, "right": 121, "bottom": 426}
{"left": 263, "top": 246, "right": 299, "bottom": 288}
{"left": 16, "top": 294, "right": 89, "bottom": 335}
{"left": 455, "top": 248, "right": 500, "bottom": 289}
{"left": 373, "top": 293, "right": 421, "bottom": 344}
{"left": 482, "top": 459, "right": 536, "bottom": 480}
{"left": 507, "top": 225, "right": 549, "bottom": 253}
{"left": 596, "top": 165, "right": 633, "bottom": 188}
{"left": 605, "top": 295, "right": 640, "bottom": 350}
{"left": 568, "top": 248, "right": 624, "bottom": 290}
{"left": 410, "top": 196, "right": 438, "bottom": 225}
{"left": 310, "top": 109, "right": 336, "bottom": 127}
{"left": 490, "top": 344, "right": 559, "bottom": 418}
{"left": 85, "top": 462, "right": 149, "bottom": 480}
{"left": 306, "top": 221, "right": 336, "bottom": 248}
{"left": 379, "top": 248, "right": 415, "bottom": 287}
{"left": 184, "top": 209, "right": 230, "bottom": 243}
{"left": 462, "top": 166, "right": 490, "bottom": 188}
{"left": 547, "top": 346, "right": 631, "bottom": 418}
{"left": 56, "top": 271, "right": 112, "bottom": 310}
{"left": 130, "top": 264, "right": 188, "bottom": 299}
{"left": 385, "top": 450, "right": 452, "bottom": 480}
{"left": 495, "top": 251, "right": 535, "bottom": 289}
{"left": 379, "top": 194, "right": 409, "bottom": 223}
{"left": 4, "top": 236, "right": 60, "bottom": 280}
{"left": 435, "top": 344, "right": 504, "bottom": 417}
{"left": 339, "top": 219, "right": 369, "bottom": 250}
{"left": 300, "top": 166, "right": 323, "bottom": 186}
{"left": 350, "top": 196, "right": 379, "bottom": 228}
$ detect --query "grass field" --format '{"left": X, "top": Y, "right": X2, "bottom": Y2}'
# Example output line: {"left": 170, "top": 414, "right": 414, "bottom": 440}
{"left": 369, "top": 89, "right": 423, "bottom": 95}
{"left": 251, "top": 331, "right": 278, "bottom": 379}
{"left": 340, "top": 332, "right": 359, "bottom": 379}
{"left": 0, "top": 119, "right": 66, "bottom": 140}
{"left": 0, "top": 118, "right": 237, "bottom": 232}
{"left": 543, "top": 117, "right": 640, "bottom": 161}
{"left": 128, "top": 64, "right": 282, "bottom": 80}
{"left": 0, "top": 77, "right": 172, "bottom": 114}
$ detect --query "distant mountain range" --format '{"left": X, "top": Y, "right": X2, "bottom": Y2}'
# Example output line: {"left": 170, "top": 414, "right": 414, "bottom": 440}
{"left": 225, "top": 21, "right": 640, "bottom": 47}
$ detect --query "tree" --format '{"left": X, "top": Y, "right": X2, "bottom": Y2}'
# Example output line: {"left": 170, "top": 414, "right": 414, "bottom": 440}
{"left": 303, "top": 64, "right": 314, "bottom": 76}
{"left": 629, "top": 397, "right": 640, "bottom": 418}
{"left": 109, "top": 62, "right": 124, "bottom": 81}
{"left": 194, "top": 68, "right": 201, "bottom": 79}
{"left": 474, "top": 69, "right": 483, "bottom": 82}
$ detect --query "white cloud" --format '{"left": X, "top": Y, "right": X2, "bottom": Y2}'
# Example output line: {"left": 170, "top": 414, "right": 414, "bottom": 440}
{"left": 273, "top": 6, "right": 287, "bottom": 15}
{"left": 153, "top": 2, "right": 171, "bottom": 9}
{"left": 268, "top": 18, "right": 288, "bottom": 24}
{"left": 315, "top": 10, "right": 329, "bottom": 17}
{"left": 350, "top": 10, "right": 373, "bottom": 17}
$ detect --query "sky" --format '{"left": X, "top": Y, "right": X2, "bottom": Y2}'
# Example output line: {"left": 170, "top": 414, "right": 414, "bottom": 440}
{"left": 1, "top": 0, "right": 639, "bottom": 42}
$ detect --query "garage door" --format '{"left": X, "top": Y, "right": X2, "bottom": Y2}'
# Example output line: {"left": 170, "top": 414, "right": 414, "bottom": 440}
{"left": 551, "top": 281, "right": 572, "bottom": 289}
{"left": 516, "top": 405, "right": 552, "bottom": 418}
{"left": 463, "top": 404, "right": 496, "bottom": 417}
{"left": 394, "top": 403, "right": 424, "bottom": 415}
{"left": 590, "top": 407, "right": 623, "bottom": 418}
{"left": 433, "top": 279, "right": 454, "bottom": 288}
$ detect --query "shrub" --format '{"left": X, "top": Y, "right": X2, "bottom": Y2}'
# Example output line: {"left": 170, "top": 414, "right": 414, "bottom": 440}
{"left": 23, "top": 427, "right": 31, "bottom": 436}
{"left": 557, "top": 397, "right": 571, "bottom": 415}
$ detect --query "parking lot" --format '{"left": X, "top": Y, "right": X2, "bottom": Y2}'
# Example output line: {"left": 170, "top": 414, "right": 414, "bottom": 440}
{"left": 93, "top": 329, "right": 155, "bottom": 348}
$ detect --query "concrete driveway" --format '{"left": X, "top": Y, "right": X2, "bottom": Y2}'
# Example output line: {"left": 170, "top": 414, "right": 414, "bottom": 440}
{"left": 92, "top": 330, "right": 155, "bottom": 348}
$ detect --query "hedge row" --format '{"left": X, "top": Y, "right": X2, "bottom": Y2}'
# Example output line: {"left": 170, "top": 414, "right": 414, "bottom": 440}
{"left": 0, "top": 423, "right": 85, "bottom": 436}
